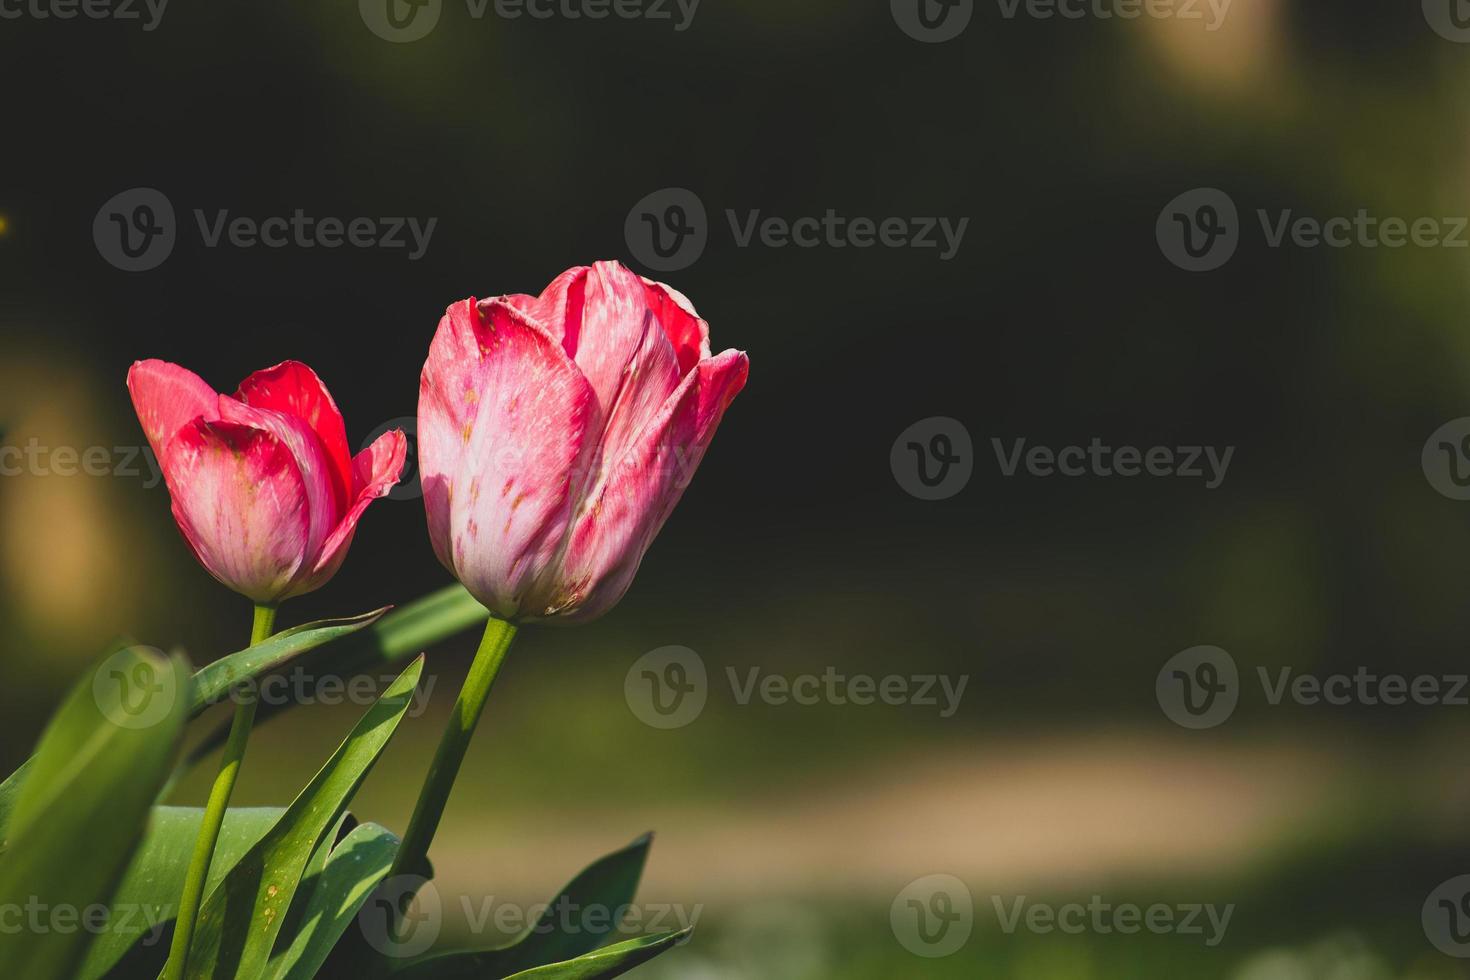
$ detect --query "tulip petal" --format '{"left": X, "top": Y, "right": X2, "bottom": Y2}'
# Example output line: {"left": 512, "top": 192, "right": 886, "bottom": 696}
{"left": 640, "top": 276, "right": 711, "bottom": 374}
{"left": 541, "top": 348, "right": 749, "bottom": 622}
{"left": 235, "top": 360, "right": 353, "bottom": 516}
{"left": 501, "top": 265, "right": 588, "bottom": 357}
{"left": 162, "top": 419, "right": 310, "bottom": 603}
{"left": 299, "top": 428, "right": 407, "bottom": 595}
{"left": 569, "top": 261, "right": 684, "bottom": 421}
{"left": 419, "top": 298, "right": 598, "bottom": 618}
{"left": 127, "top": 359, "right": 219, "bottom": 465}
{"left": 217, "top": 395, "right": 340, "bottom": 565}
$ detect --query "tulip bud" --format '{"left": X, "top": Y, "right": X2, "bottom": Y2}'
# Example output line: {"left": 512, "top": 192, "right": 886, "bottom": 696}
{"left": 419, "top": 260, "right": 748, "bottom": 623}
{"left": 128, "top": 359, "right": 406, "bottom": 603}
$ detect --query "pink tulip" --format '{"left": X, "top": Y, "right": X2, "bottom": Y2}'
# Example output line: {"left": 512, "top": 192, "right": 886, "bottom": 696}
{"left": 419, "top": 261, "right": 749, "bottom": 623}
{"left": 128, "top": 359, "right": 407, "bottom": 604}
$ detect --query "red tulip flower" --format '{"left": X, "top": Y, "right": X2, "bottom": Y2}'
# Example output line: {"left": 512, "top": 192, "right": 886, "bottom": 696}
{"left": 419, "top": 260, "right": 749, "bottom": 623}
{"left": 128, "top": 359, "right": 407, "bottom": 604}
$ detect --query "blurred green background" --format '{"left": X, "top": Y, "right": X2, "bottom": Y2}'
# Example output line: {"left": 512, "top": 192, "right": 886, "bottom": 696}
{"left": 6, "top": 0, "right": 1470, "bottom": 975}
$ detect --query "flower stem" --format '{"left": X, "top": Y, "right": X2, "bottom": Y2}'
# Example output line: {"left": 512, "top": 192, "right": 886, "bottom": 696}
{"left": 162, "top": 602, "right": 277, "bottom": 980}
{"left": 389, "top": 614, "right": 517, "bottom": 882}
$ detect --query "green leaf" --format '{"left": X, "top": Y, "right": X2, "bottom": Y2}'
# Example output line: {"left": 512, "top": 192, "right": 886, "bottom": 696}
{"left": 74, "top": 807, "right": 287, "bottom": 980}
{"left": 0, "top": 608, "right": 388, "bottom": 842}
{"left": 182, "top": 655, "right": 425, "bottom": 980}
{"left": 188, "top": 608, "right": 389, "bottom": 712}
{"left": 394, "top": 931, "right": 692, "bottom": 980}
{"left": 267, "top": 822, "right": 399, "bottom": 980}
{"left": 388, "top": 834, "right": 654, "bottom": 979}
{"left": 0, "top": 646, "right": 190, "bottom": 979}
{"left": 0, "top": 756, "right": 33, "bottom": 854}
{"left": 189, "top": 586, "right": 485, "bottom": 767}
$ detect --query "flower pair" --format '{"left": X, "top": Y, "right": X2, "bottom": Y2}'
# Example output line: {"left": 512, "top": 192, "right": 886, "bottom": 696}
{"left": 128, "top": 261, "right": 749, "bottom": 622}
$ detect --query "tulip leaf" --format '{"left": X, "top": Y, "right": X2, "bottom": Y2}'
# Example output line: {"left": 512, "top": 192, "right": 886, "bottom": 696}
{"left": 75, "top": 806, "right": 288, "bottom": 980}
{"left": 188, "top": 607, "right": 389, "bottom": 711}
{"left": 392, "top": 930, "right": 692, "bottom": 980}
{"left": 0, "top": 646, "right": 191, "bottom": 980}
{"left": 388, "top": 834, "right": 654, "bottom": 979}
{"left": 183, "top": 655, "right": 425, "bottom": 979}
{"left": 0, "top": 607, "right": 389, "bottom": 837}
{"left": 267, "top": 821, "right": 400, "bottom": 980}
{"left": 190, "top": 585, "right": 486, "bottom": 765}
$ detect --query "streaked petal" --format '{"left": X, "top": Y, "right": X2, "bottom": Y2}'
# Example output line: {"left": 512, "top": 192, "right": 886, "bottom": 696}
{"left": 418, "top": 298, "right": 598, "bottom": 618}
{"left": 501, "top": 265, "right": 588, "bottom": 357}
{"left": 297, "top": 428, "right": 407, "bottom": 596}
{"left": 217, "top": 395, "right": 339, "bottom": 564}
{"left": 162, "top": 419, "right": 310, "bottom": 603}
{"left": 640, "top": 276, "right": 710, "bottom": 373}
{"left": 234, "top": 360, "right": 353, "bottom": 515}
{"left": 570, "top": 261, "right": 682, "bottom": 420}
{"left": 540, "top": 348, "right": 749, "bottom": 622}
{"left": 126, "top": 359, "right": 219, "bottom": 466}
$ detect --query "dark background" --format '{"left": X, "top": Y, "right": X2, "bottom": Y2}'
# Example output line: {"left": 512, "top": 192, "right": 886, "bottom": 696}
{"left": 5, "top": 1, "right": 1470, "bottom": 975}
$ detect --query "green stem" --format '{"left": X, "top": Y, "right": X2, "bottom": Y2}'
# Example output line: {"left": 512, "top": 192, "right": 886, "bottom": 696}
{"left": 162, "top": 602, "right": 277, "bottom": 980}
{"left": 389, "top": 614, "right": 517, "bottom": 882}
